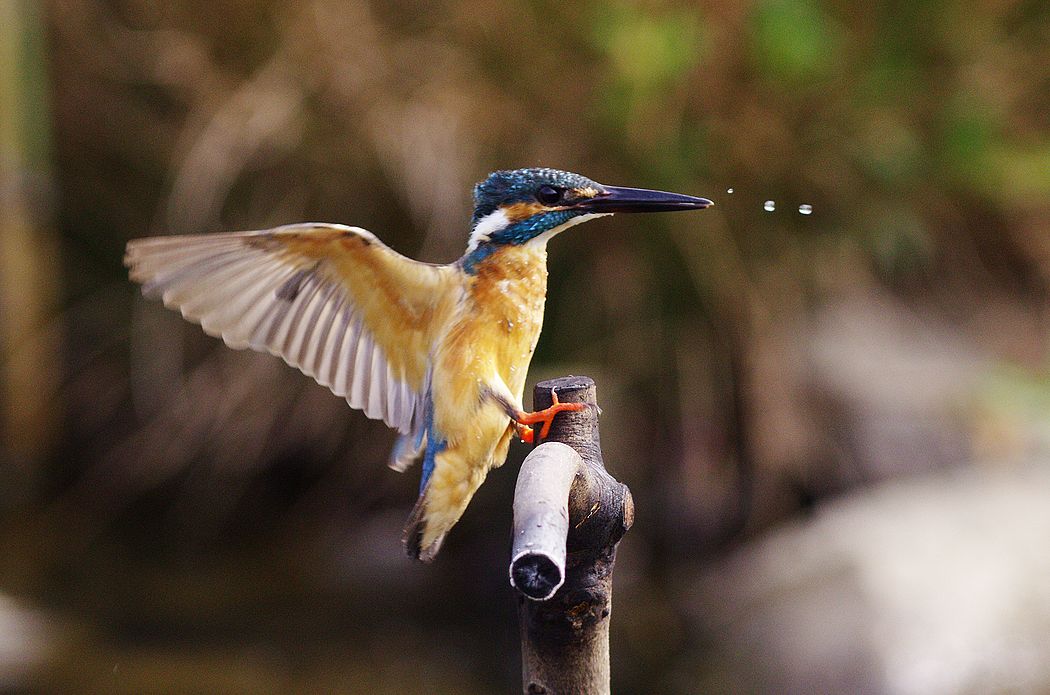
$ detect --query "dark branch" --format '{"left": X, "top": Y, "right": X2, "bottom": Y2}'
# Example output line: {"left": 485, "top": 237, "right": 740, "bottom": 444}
{"left": 512, "top": 376, "right": 634, "bottom": 695}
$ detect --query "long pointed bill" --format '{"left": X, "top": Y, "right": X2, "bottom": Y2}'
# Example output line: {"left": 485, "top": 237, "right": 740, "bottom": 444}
{"left": 575, "top": 185, "right": 713, "bottom": 213}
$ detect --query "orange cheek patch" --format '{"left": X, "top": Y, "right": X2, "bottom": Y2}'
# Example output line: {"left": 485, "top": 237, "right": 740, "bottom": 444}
{"left": 501, "top": 201, "right": 548, "bottom": 222}
{"left": 500, "top": 188, "right": 600, "bottom": 220}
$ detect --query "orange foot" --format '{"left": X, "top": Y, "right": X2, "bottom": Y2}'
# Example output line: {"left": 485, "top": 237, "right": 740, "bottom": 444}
{"left": 514, "top": 389, "right": 586, "bottom": 444}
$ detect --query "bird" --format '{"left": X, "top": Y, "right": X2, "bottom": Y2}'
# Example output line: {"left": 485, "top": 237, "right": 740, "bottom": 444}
{"left": 124, "top": 167, "right": 711, "bottom": 561}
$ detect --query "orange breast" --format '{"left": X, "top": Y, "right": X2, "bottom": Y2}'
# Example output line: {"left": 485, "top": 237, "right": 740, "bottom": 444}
{"left": 418, "top": 244, "right": 552, "bottom": 551}
{"left": 432, "top": 244, "right": 549, "bottom": 442}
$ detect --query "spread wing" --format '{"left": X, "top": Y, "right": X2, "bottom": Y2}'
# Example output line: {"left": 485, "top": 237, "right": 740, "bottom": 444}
{"left": 125, "top": 223, "right": 456, "bottom": 435}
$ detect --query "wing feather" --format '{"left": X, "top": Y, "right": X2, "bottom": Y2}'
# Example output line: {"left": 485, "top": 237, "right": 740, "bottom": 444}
{"left": 125, "top": 223, "right": 455, "bottom": 435}
{"left": 350, "top": 331, "right": 373, "bottom": 413}
{"left": 290, "top": 278, "right": 333, "bottom": 364}
{"left": 300, "top": 282, "right": 337, "bottom": 371}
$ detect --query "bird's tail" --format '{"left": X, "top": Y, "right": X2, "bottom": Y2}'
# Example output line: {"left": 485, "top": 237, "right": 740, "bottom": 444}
{"left": 401, "top": 427, "right": 512, "bottom": 561}
{"left": 402, "top": 489, "right": 446, "bottom": 562}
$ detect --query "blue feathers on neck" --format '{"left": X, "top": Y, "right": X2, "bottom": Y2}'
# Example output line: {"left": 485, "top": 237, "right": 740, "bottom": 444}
{"left": 461, "top": 210, "right": 576, "bottom": 274}
{"left": 461, "top": 244, "right": 499, "bottom": 274}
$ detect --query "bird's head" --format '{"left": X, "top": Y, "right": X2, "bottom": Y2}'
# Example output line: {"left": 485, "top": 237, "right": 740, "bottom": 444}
{"left": 464, "top": 168, "right": 712, "bottom": 266}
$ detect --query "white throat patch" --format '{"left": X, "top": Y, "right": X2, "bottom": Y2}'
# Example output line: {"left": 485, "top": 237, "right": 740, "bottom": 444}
{"left": 466, "top": 210, "right": 613, "bottom": 253}
{"left": 467, "top": 209, "right": 510, "bottom": 252}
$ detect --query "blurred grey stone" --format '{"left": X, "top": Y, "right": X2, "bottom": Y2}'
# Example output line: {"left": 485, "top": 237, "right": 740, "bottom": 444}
{"left": 0, "top": 595, "right": 50, "bottom": 690}
{"left": 685, "top": 466, "right": 1050, "bottom": 694}
{"left": 805, "top": 294, "right": 988, "bottom": 480}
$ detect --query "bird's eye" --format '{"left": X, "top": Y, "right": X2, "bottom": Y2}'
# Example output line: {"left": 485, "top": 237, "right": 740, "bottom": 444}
{"left": 535, "top": 185, "right": 563, "bottom": 206}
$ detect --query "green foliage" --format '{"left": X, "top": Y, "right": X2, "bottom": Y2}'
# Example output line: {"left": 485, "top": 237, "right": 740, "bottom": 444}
{"left": 589, "top": 2, "right": 705, "bottom": 127}
{"left": 749, "top": 0, "right": 843, "bottom": 84}
{"left": 591, "top": 3, "right": 704, "bottom": 88}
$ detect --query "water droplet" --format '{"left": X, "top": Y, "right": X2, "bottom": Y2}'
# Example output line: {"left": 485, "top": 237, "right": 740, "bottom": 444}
{"left": 798, "top": 204, "right": 813, "bottom": 215}
{"left": 763, "top": 200, "right": 776, "bottom": 212}
{"left": 726, "top": 188, "right": 734, "bottom": 194}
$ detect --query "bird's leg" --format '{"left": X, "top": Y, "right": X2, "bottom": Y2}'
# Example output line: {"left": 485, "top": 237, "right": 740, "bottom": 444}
{"left": 484, "top": 384, "right": 585, "bottom": 444}
{"left": 513, "top": 389, "right": 586, "bottom": 443}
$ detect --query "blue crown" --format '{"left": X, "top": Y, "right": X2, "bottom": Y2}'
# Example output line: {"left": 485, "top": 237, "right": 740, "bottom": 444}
{"left": 471, "top": 168, "right": 601, "bottom": 223}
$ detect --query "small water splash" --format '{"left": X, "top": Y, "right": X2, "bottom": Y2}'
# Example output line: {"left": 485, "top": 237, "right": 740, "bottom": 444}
{"left": 763, "top": 200, "right": 776, "bottom": 212}
{"left": 798, "top": 204, "right": 813, "bottom": 215}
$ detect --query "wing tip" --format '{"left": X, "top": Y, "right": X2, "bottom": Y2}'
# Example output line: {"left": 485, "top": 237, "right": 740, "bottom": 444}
{"left": 388, "top": 430, "right": 425, "bottom": 472}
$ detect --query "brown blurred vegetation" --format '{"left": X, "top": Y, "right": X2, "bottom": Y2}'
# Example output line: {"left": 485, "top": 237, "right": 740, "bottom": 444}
{"left": 0, "top": 0, "right": 1048, "bottom": 692}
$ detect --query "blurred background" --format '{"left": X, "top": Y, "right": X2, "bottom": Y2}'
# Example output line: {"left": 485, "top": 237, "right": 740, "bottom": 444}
{"left": 1, "top": 0, "right": 1049, "bottom": 692}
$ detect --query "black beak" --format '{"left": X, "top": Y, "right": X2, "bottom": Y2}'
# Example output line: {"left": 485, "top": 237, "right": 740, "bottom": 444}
{"left": 575, "top": 185, "right": 713, "bottom": 213}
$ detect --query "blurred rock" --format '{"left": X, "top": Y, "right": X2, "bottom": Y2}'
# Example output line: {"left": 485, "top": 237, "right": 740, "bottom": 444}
{"left": 0, "top": 594, "right": 51, "bottom": 690}
{"left": 805, "top": 293, "right": 988, "bottom": 481}
{"left": 685, "top": 465, "right": 1050, "bottom": 695}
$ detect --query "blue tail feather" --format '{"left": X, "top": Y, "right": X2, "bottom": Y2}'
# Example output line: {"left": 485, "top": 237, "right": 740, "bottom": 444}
{"left": 418, "top": 397, "right": 444, "bottom": 493}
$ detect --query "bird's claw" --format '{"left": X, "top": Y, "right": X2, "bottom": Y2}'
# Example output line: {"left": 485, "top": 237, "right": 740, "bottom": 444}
{"left": 514, "top": 389, "right": 586, "bottom": 443}
{"left": 515, "top": 422, "right": 536, "bottom": 444}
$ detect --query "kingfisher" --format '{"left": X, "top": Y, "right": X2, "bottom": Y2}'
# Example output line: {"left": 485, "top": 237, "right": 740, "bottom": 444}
{"left": 125, "top": 168, "right": 711, "bottom": 560}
